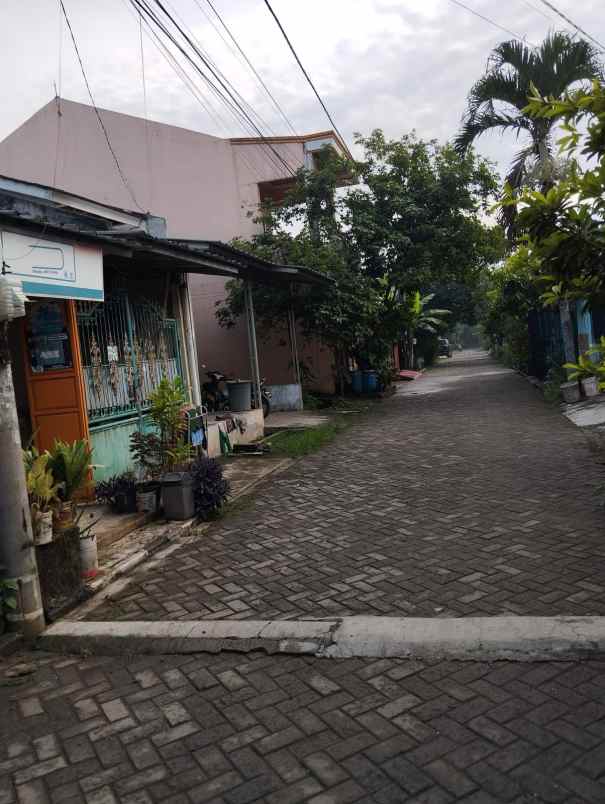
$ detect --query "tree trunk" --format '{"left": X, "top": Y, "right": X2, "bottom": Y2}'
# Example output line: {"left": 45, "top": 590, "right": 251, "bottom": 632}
{"left": 400, "top": 329, "right": 415, "bottom": 369}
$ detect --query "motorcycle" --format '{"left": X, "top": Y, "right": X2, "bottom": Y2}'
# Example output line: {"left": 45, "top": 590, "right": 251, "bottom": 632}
{"left": 202, "top": 366, "right": 271, "bottom": 418}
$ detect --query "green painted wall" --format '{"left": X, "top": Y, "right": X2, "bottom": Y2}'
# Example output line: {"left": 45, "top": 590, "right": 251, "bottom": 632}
{"left": 90, "top": 415, "right": 156, "bottom": 481}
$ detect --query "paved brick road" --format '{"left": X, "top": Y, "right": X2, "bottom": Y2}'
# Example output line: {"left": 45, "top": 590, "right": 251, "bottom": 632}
{"left": 90, "top": 352, "right": 605, "bottom": 623}
{"left": 4, "top": 649, "right": 605, "bottom": 803}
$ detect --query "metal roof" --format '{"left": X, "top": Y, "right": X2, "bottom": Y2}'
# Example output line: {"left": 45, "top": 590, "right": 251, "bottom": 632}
{"left": 0, "top": 206, "right": 332, "bottom": 287}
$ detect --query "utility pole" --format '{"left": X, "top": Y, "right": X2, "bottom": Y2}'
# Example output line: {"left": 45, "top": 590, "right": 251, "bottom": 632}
{"left": 0, "top": 285, "right": 45, "bottom": 637}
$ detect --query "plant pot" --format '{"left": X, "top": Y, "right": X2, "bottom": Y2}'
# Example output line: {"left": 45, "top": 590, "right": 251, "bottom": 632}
{"left": 53, "top": 501, "right": 75, "bottom": 534}
{"left": 114, "top": 488, "right": 137, "bottom": 514}
{"left": 161, "top": 472, "right": 195, "bottom": 521}
{"left": 136, "top": 481, "right": 160, "bottom": 514}
{"left": 561, "top": 380, "right": 581, "bottom": 404}
{"left": 35, "top": 510, "right": 53, "bottom": 546}
{"left": 79, "top": 532, "right": 98, "bottom": 580}
{"left": 581, "top": 376, "right": 599, "bottom": 398}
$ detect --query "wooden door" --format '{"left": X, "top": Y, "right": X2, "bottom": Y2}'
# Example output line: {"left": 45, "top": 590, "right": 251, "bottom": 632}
{"left": 23, "top": 299, "right": 89, "bottom": 451}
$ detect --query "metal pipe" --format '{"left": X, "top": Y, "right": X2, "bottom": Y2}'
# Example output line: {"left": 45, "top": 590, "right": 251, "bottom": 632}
{"left": 244, "top": 281, "right": 262, "bottom": 411}
{"left": 182, "top": 277, "right": 202, "bottom": 407}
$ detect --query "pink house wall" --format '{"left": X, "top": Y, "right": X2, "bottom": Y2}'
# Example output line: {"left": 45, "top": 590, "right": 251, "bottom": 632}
{"left": 0, "top": 99, "right": 336, "bottom": 392}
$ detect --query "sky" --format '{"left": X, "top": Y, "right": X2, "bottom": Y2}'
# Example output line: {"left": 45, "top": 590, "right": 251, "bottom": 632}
{"left": 1, "top": 0, "right": 604, "bottom": 184}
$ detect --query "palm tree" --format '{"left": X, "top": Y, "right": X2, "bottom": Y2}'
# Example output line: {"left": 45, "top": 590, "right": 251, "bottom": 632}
{"left": 455, "top": 33, "right": 602, "bottom": 226}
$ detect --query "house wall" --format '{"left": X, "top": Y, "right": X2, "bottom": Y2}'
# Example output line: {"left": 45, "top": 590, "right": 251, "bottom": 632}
{"left": 0, "top": 100, "right": 335, "bottom": 394}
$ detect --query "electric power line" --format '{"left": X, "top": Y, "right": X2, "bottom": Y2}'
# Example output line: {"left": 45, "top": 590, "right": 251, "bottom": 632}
{"left": 127, "top": 3, "right": 285, "bottom": 187}
{"left": 131, "top": 0, "right": 297, "bottom": 176}
{"left": 536, "top": 0, "right": 605, "bottom": 52}
{"left": 201, "top": 0, "right": 297, "bottom": 135}
{"left": 58, "top": 0, "right": 144, "bottom": 211}
{"left": 447, "top": 0, "right": 535, "bottom": 47}
{"left": 517, "top": 0, "right": 557, "bottom": 25}
{"left": 262, "top": 0, "right": 348, "bottom": 149}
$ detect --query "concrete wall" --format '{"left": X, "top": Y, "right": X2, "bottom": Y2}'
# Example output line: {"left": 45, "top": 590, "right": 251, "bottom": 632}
{"left": 266, "top": 384, "right": 303, "bottom": 412}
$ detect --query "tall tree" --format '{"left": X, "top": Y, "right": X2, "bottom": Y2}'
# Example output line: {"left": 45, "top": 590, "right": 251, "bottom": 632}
{"left": 218, "top": 132, "right": 503, "bottom": 382}
{"left": 455, "top": 33, "right": 602, "bottom": 231}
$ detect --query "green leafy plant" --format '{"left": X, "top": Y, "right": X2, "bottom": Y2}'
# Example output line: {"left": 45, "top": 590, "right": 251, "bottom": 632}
{"left": 95, "top": 473, "right": 137, "bottom": 511}
{"left": 130, "top": 431, "right": 163, "bottom": 478}
{"left": 46, "top": 439, "right": 93, "bottom": 501}
{"left": 24, "top": 453, "right": 62, "bottom": 512}
{"left": 149, "top": 378, "right": 188, "bottom": 446}
{"left": 543, "top": 365, "right": 566, "bottom": 404}
{"left": 563, "top": 353, "right": 599, "bottom": 382}
{"left": 166, "top": 441, "right": 193, "bottom": 469}
{"left": 135, "top": 378, "right": 192, "bottom": 474}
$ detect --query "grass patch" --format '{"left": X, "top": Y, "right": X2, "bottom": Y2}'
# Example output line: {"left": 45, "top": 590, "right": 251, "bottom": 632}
{"left": 265, "top": 422, "right": 345, "bottom": 458}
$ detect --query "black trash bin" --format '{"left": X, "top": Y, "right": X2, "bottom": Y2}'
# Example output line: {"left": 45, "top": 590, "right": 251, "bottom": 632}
{"left": 161, "top": 472, "right": 195, "bottom": 521}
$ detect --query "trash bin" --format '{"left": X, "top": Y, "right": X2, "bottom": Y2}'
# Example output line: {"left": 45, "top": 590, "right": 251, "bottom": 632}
{"left": 351, "top": 370, "right": 363, "bottom": 394}
{"left": 227, "top": 380, "right": 252, "bottom": 411}
{"left": 161, "top": 472, "right": 195, "bottom": 520}
{"left": 363, "top": 370, "right": 378, "bottom": 393}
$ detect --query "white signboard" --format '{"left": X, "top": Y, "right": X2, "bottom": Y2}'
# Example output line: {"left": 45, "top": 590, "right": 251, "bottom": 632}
{"left": 0, "top": 230, "right": 104, "bottom": 301}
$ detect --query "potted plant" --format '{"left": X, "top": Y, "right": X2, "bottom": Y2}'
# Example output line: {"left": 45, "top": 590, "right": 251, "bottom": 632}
{"left": 46, "top": 439, "right": 94, "bottom": 532}
{"left": 24, "top": 451, "right": 62, "bottom": 544}
{"left": 564, "top": 353, "right": 599, "bottom": 399}
{"left": 130, "top": 432, "right": 162, "bottom": 513}
{"left": 95, "top": 472, "right": 137, "bottom": 514}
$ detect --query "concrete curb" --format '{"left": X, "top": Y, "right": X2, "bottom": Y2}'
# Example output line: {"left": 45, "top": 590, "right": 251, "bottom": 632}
{"left": 41, "top": 616, "right": 605, "bottom": 661}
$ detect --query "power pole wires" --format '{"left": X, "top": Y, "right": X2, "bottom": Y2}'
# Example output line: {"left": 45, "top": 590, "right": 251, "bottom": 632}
{"left": 262, "top": 0, "right": 348, "bottom": 148}
{"left": 201, "top": 0, "right": 297, "bottom": 136}
{"left": 448, "top": 0, "right": 534, "bottom": 46}
{"left": 58, "top": 0, "right": 144, "bottom": 211}
{"left": 536, "top": 0, "right": 605, "bottom": 52}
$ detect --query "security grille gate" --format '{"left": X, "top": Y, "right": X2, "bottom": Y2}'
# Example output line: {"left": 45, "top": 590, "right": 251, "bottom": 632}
{"left": 76, "top": 290, "right": 183, "bottom": 424}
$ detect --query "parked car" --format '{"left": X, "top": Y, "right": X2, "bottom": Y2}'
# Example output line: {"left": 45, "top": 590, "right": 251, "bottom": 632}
{"left": 438, "top": 337, "right": 452, "bottom": 358}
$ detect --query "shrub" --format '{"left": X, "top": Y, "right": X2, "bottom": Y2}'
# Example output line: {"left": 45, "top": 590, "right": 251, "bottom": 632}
{"left": 191, "top": 458, "right": 230, "bottom": 519}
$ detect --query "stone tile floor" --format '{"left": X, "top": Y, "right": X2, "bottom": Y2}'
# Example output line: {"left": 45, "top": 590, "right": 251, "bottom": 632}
{"left": 87, "top": 352, "right": 605, "bottom": 623}
{"left": 4, "top": 649, "right": 605, "bottom": 803}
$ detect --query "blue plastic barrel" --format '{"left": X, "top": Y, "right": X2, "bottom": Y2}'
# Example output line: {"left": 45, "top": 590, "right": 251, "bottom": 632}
{"left": 363, "top": 370, "right": 378, "bottom": 393}
{"left": 351, "top": 370, "right": 363, "bottom": 394}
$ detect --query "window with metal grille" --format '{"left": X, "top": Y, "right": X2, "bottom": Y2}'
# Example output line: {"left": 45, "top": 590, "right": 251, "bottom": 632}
{"left": 76, "top": 287, "right": 183, "bottom": 424}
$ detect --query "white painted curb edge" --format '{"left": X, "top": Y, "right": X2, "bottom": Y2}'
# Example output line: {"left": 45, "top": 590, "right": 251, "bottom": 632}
{"left": 41, "top": 616, "right": 605, "bottom": 660}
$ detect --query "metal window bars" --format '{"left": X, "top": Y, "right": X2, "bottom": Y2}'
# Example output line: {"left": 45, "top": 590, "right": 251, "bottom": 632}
{"left": 76, "top": 289, "right": 183, "bottom": 424}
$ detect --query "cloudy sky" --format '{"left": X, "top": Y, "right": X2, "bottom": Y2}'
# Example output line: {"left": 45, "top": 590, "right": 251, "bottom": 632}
{"left": 2, "top": 0, "right": 603, "bottom": 182}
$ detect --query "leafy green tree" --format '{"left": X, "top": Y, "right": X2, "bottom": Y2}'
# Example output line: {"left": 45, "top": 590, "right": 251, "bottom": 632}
{"left": 218, "top": 132, "right": 503, "bottom": 383}
{"left": 455, "top": 33, "right": 602, "bottom": 232}
{"left": 507, "top": 81, "right": 605, "bottom": 310}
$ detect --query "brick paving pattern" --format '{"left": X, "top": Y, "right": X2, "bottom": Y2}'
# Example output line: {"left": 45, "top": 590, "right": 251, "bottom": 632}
{"left": 90, "top": 353, "right": 605, "bottom": 622}
{"left": 4, "top": 650, "right": 605, "bottom": 803}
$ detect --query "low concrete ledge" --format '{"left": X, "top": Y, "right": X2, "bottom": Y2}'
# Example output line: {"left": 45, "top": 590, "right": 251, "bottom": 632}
{"left": 41, "top": 616, "right": 605, "bottom": 660}
{"left": 42, "top": 619, "right": 339, "bottom": 657}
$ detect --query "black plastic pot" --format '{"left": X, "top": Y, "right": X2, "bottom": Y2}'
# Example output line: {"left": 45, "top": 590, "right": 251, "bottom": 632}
{"left": 161, "top": 472, "right": 195, "bottom": 521}
{"left": 114, "top": 488, "right": 137, "bottom": 514}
